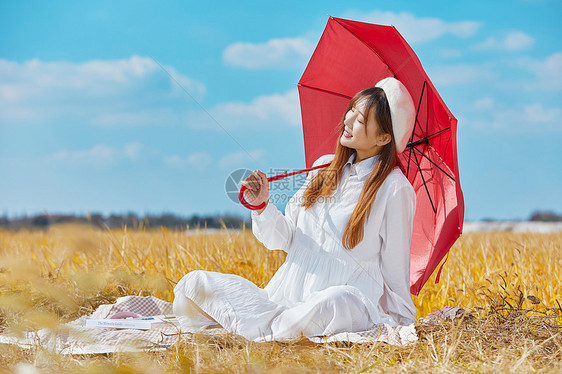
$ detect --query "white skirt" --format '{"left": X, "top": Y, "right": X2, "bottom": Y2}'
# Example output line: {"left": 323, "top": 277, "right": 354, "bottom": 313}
{"left": 173, "top": 270, "right": 373, "bottom": 341}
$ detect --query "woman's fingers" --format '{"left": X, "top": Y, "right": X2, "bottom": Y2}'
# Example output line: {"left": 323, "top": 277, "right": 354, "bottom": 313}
{"left": 251, "top": 171, "right": 261, "bottom": 189}
{"left": 241, "top": 170, "right": 265, "bottom": 192}
{"left": 257, "top": 170, "right": 268, "bottom": 186}
{"left": 241, "top": 174, "right": 257, "bottom": 190}
{"left": 240, "top": 169, "right": 270, "bottom": 207}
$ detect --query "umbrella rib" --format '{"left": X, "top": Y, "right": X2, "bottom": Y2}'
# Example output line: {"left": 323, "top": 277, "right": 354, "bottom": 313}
{"left": 412, "top": 149, "right": 437, "bottom": 214}
{"left": 298, "top": 84, "right": 353, "bottom": 100}
{"left": 413, "top": 80, "right": 427, "bottom": 138}
{"left": 331, "top": 17, "right": 395, "bottom": 76}
{"left": 406, "top": 145, "right": 413, "bottom": 179}
{"left": 407, "top": 80, "right": 424, "bottom": 180}
{"left": 406, "top": 82, "right": 427, "bottom": 180}
{"left": 426, "top": 81, "right": 429, "bottom": 137}
{"left": 412, "top": 146, "right": 455, "bottom": 181}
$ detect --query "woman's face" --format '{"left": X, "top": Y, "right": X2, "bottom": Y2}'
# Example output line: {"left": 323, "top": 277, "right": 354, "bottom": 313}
{"left": 339, "top": 98, "right": 391, "bottom": 161}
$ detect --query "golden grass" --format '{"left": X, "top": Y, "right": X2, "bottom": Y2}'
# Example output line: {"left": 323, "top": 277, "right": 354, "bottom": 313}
{"left": 0, "top": 225, "right": 561, "bottom": 373}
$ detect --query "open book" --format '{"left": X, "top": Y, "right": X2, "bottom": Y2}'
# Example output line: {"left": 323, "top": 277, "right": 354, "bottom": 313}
{"left": 85, "top": 315, "right": 180, "bottom": 330}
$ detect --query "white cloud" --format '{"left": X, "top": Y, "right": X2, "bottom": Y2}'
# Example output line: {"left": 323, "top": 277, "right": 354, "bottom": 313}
{"left": 210, "top": 89, "right": 301, "bottom": 128}
{"left": 223, "top": 36, "right": 315, "bottom": 69}
{"left": 0, "top": 83, "right": 27, "bottom": 101}
{"left": 124, "top": 89, "right": 303, "bottom": 132}
{"left": 0, "top": 57, "right": 303, "bottom": 133}
{"left": 0, "top": 56, "right": 206, "bottom": 126}
{"left": 438, "top": 49, "right": 463, "bottom": 59}
{"left": 428, "top": 64, "right": 497, "bottom": 86}
{"left": 123, "top": 142, "right": 143, "bottom": 161}
{"left": 465, "top": 103, "right": 562, "bottom": 133}
{"left": 51, "top": 144, "right": 120, "bottom": 168}
{"left": 343, "top": 10, "right": 481, "bottom": 44}
{"left": 162, "top": 148, "right": 265, "bottom": 171}
{"left": 48, "top": 142, "right": 223, "bottom": 171}
{"left": 473, "top": 97, "right": 495, "bottom": 110}
{"left": 504, "top": 32, "right": 535, "bottom": 50}
{"left": 473, "top": 31, "right": 535, "bottom": 51}
{"left": 89, "top": 108, "right": 183, "bottom": 128}
{"left": 219, "top": 149, "right": 265, "bottom": 170}
{"left": 187, "top": 152, "right": 213, "bottom": 167}
{"left": 523, "top": 104, "right": 562, "bottom": 124}
{"left": 164, "top": 152, "right": 213, "bottom": 170}
{"left": 49, "top": 142, "right": 151, "bottom": 168}
{"left": 519, "top": 52, "right": 562, "bottom": 91}
{"left": 223, "top": 11, "right": 481, "bottom": 69}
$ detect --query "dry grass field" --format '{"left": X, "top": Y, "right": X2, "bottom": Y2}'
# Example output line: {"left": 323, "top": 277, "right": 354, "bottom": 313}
{"left": 0, "top": 225, "right": 560, "bottom": 373}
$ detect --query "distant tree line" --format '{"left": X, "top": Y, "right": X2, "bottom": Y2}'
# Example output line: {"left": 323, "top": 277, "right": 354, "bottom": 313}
{"left": 1, "top": 209, "right": 559, "bottom": 231}
{"left": 528, "top": 210, "right": 562, "bottom": 222}
{"left": 0, "top": 212, "right": 251, "bottom": 231}
{"left": 479, "top": 210, "right": 562, "bottom": 223}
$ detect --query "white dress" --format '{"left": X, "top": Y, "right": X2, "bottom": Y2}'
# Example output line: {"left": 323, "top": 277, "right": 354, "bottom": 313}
{"left": 173, "top": 152, "right": 417, "bottom": 342}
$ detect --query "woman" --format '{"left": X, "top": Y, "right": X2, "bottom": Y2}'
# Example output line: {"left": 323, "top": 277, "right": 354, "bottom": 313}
{"left": 173, "top": 77, "right": 417, "bottom": 342}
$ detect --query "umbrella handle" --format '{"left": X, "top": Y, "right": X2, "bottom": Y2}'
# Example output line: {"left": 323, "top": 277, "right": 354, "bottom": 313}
{"left": 238, "top": 185, "right": 267, "bottom": 210}
{"left": 238, "top": 162, "right": 332, "bottom": 211}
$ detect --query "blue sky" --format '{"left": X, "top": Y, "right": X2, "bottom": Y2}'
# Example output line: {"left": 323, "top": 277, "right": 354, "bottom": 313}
{"left": 0, "top": 0, "right": 560, "bottom": 221}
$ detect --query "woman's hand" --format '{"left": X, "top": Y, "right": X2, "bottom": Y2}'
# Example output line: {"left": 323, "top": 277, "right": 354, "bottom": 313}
{"left": 240, "top": 170, "right": 269, "bottom": 214}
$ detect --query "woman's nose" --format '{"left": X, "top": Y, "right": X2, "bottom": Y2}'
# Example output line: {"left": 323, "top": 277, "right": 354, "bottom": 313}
{"left": 344, "top": 112, "right": 354, "bottom": 128}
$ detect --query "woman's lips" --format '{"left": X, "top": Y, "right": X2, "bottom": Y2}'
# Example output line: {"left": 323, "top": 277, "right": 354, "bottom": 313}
{"left": 343, "top": 129, "right": 352, "bottom": 138}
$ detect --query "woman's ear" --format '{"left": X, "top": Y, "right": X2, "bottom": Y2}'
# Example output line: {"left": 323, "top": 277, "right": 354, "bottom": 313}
{"left": 377, "top": 133, "right": 392, "bottom": 146}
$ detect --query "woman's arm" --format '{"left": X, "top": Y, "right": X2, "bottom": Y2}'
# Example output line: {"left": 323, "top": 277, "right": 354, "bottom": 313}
{"left": 379, "top": 182, "right": 417, "bottom": 325}
{"left": 251, "top": 198, "right": 298, "bottom": 252}
{"left": 250, "top": 155, "right": 333, "bottom": 252}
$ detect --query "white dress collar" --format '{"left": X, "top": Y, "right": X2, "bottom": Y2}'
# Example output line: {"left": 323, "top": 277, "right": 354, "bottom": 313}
{"left": 344, "top": 152, "right": 381, "bottom": 180}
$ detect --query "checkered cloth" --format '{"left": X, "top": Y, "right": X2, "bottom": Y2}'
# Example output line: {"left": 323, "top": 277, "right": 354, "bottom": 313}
{"left": 307, "top": 306, "right": 464, "bottom": 345}
{"left": 0, "top": 296, "right": 463, "bottom": 354}
{"left": 1, "top": 296, "right": 185, "bottom": 354}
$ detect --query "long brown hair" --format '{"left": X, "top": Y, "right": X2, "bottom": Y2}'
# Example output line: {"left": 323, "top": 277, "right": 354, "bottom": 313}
{"left": 301, "top": 87, "right": 402, "bottom": 249}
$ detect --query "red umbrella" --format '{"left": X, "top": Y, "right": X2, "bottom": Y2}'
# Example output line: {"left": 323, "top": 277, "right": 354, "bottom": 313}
{"left": 297, "top": 17, "right": 464, "bottom": 295}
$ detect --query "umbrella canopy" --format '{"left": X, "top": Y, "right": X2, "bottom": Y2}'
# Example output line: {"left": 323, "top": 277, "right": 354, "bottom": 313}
{"left": 298, "top": 17, "right": 464, "bottom": 295}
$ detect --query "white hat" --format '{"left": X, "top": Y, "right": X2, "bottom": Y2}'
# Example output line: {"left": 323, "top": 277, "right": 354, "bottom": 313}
{"left": 375, "top": 77, "right": 415, "bottom": 154}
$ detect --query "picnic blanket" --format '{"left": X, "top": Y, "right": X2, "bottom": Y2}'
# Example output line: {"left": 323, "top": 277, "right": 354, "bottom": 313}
{"left": 0, "top": 296, "right": 463, "bottom": 354}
